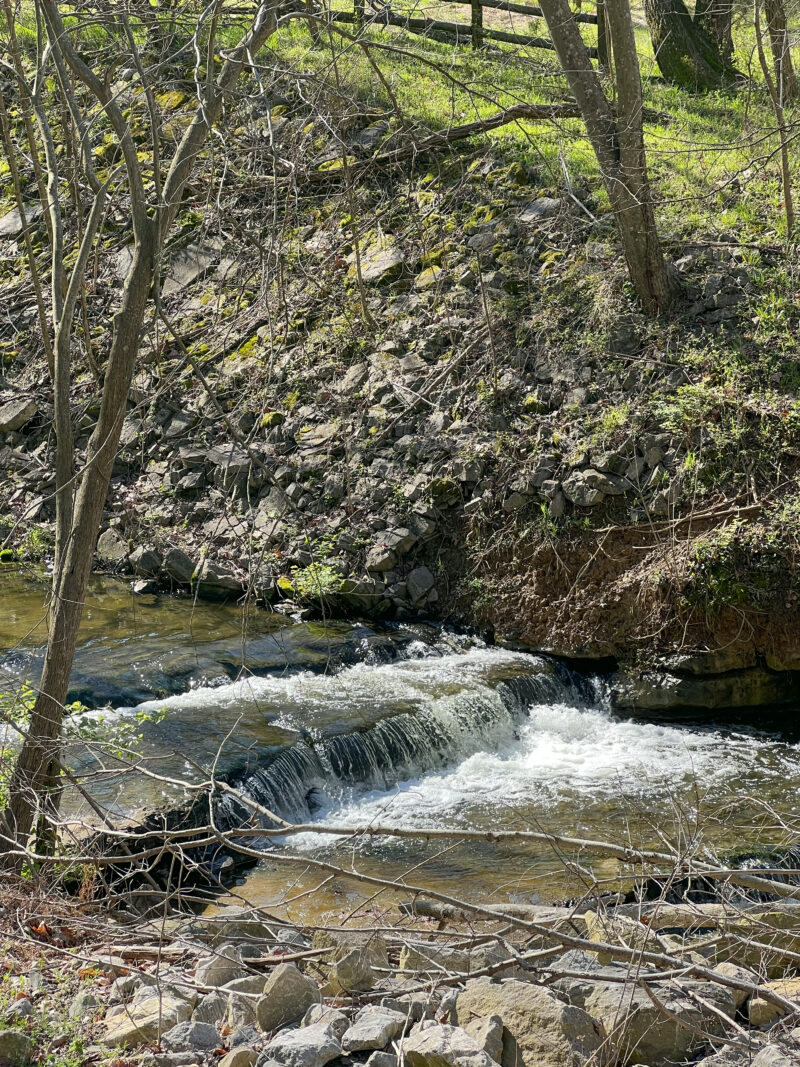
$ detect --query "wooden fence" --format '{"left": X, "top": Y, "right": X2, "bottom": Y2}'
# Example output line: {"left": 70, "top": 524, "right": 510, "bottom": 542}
{"left": 330, "top": 0, "right": 600, "bottom": 59}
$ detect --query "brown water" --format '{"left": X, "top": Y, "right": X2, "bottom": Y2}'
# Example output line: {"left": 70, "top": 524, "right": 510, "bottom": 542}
{"left": 2, "top": 568, "right": 800, "bottom": 917}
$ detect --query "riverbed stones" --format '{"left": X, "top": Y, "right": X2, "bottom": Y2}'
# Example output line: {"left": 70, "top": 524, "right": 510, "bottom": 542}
{"left": 262, "top": 1019, "right": 342, "bottom": 1066}
{"left": 161, "top": 1020, "right": 222, "bottom": 1051}
{"left": 100, "top": 992, "right": 192, "bottom": 1046}
{"left": 220, "top": 1049, "right": 258, "bottom": 1067}
{"left": 130, "top": 544, "right": 163, "bottom": 576}
{"left": 195, "top": 943, "right": 248, "bottom": 988}
{"left": 164, "top": 546, "right": 196, "bottom": 584}
{"left": 0, "top": 397, "right": 37, "bottom": 433}
{"left": 402, "top": 1022, "right": 496, "bottom": 1067}
{"left": 0, "top": 1029, "right": 35, "bottom": 1066}
{"left": 256, "top": 963, "right": 320, "bottom": 1032}
{"left": 341, "top": 1007, "right": 407, "bottom": 1051}
{"left": 456, "top": 978, "right": 605, "bottom": 1067}
{"left": 580, "top": 980, "right": 735, "bottom": 1067}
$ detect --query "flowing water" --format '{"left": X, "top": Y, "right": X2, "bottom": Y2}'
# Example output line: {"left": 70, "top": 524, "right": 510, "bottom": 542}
{"left": 3, "top": 569, "right": 800, "bottom": 916}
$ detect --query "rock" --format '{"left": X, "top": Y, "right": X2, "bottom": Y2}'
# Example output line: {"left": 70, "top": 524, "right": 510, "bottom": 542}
{"left": 193, "top": 991, "right": 227, "bottom": 1025}
{"left": 4, "top": 1000, "right": 33, "bottom": 1021}
{"left": 366, "top": 1054, "right": 397, "bottom": 1067}
{"left": 342, "top": 1008, "right": 407, "bottom": 1052}
{"left": 462, "top": 1016, "right": 503, "bottom": 1064}
{"left": 195, "top": 559, "right": 243, "bottom": 596}
{"left": 399, "top": 943, "right": 471, "bottom": 975}
{"left": 456, "top": 978, "right": 604, "bottom": 1067}
{"left": 100, "top": 993, "right": 192, "bottom": 1046}
{"left": 130, "top": 544, "right": 162, "bottom": 576}
{"left": 366, "top": 544, "right": 397, "bottom": 571}
{"left": 405, "top": 566, "right": 435, "bottom": 604}
{"left": 96, "top": 528, "right": 128, "bottom": 564}
{"left": 351, "top": 239, "right": 405, "bottom": 284}
{"left": 220, "top": 1049, "right": 258, "bottom": 1067}
{"left": 301, "top": 1005, "right": 348, "bottom": 1039}
{"left": 0, "top": 1030, "right": 35, "bottom": 1067}
{"left": 164, "top": 547, "right": 196, "bottom": 584}
{"left": 162, "top": 1021, "right": 222, "bottom": 1051}
{"left": 69, "top": 990, "right": 100, "bottom": 1018}
{"left": 581, "top": 980, "right": 734, "bottom": 1067}
{"left": 753, "top": 1047, "right": 798, "bottom": 1067}
{"left": 0, "top": 203, "right": 43, "bottom": 238}
{"left": 163, "top": 238, "right": 224, "bottom": 297}
{"left": 195, "top": 944, "right": 248, "bottom": 988}
{"left": 323, "top": 948, "right": 375, "bottom": 995}
{"left": 227, "top": 991, "right": 259, "bottom": 1030}
{"left": 561, "top": 471, "right": 604, "bottom": 507}
{"left": 518, "top": 196, "right": 563, "bottom": 222}
{"left": 231, "top": 1024, "right": 261, "bottom": 1047}
{"left": 262, "top": 1020, "right": 342, "bottom": 1066}
{"left": 712, "top": 962, "right": 759, "bottom": 1009}
{"left": 402, "top": 1023, "right": 495, "bottom": 1067}
{"left": 748, "top": 978, "right": 800, "bottom": 1026}
{"left": 0, "top": 398, "right": 37, "bottom": 433}
{"left": 256, "top": 963, "right": 320, "bottom": 1033}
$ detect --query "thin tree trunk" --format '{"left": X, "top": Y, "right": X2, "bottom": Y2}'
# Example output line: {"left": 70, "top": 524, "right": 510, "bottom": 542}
{"left": 643, "top": 0, "right": 738, "bottom": 89}
{"left": 765, "top": 0, "right": 796, "bottom": 103}
{"left": 596, "top": 0, "right": 610, "bottom": 71}
{"left": 538, "top": 0, "right": 678, "bottom": 314}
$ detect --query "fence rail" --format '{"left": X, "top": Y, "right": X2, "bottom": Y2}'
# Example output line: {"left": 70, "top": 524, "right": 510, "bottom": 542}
{"left": 333, "top": 0, "right": 600, "bottom": 56}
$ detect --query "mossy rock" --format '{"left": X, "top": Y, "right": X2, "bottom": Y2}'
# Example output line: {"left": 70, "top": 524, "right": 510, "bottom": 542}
{"left": 261, "top": 411, "right": 285, "bottom": 429}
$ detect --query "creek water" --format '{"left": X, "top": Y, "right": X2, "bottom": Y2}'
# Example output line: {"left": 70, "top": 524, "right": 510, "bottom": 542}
{"left": 2, "top": 570, "right": 800, "bottom": 917}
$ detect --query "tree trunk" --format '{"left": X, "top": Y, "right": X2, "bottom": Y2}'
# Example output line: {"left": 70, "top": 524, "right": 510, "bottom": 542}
{"left": 694, "top": 0, "right": 733, "bottom": 63}
{"left": 537, "top": 0, "right": 678, "bottom": 314}
{"left": 765, "top": 0, "right": 796, "bottom": 102}
{"left": 596, "top": 0, "right": 610, "bottom": 71}
{"left": 644, "top": 0, "right": 738, "bottom": 89}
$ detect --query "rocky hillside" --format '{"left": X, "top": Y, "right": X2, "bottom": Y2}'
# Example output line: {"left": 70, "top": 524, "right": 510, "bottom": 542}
{"left": 3, "top": 59, "right": 800, "bottom": 710}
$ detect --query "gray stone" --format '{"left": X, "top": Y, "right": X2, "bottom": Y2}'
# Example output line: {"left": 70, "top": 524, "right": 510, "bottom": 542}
{"left": 220, "top": 1049, "right": 258, "bottom": 1067}
{"left": 406, "top": 566, "right": 435, "bottom": 604}
{"left": 518, "top": 197, "right": 563, "bottom": 223}
{"left": 192, "top": 991, "right": 227, "bottom": 1025}
{"left": 0, "top": 203, "right": 43, "bottom": 239}
{"left": 195, "top": 944, "right": 248, "bottom": 988}
{"left": 130, "top": 545, "right": 162, "bottom": 576}
{"left": 100, "top": 993, "right": 192, "bottom": 1046}
{"left": 301, "top": 1005, "right": 348, "bottom": 1039}
{"left": 462, "top": 1016, "right": 503, "bottom": 1064}
{"left": 456, "top": 978, "right": 604, "bottom": 1067}
{"left": 161, "top": 1021, "right": 221, "bottom": 1051}
{"left": 195, "top": 559, "right": 242, "bottom": 595}
{"left": 227, "top": 991, "right": 259, "bottom": 1030}
{"left": 231, "top": 1024, "right": 261, "bottom": 1048}
{"left": 366, "top": 544, "right": 397, "bottom": 571}
{"left": 263, "top": 1021, "right": 342, "bottom": 1066}
{"left": 256, "top": 963, "right": 320, "bottom": 1033}
{"left": 0, "top": 398, "right": 37, "bottom": 433}
{"left": 753, "top": 1048, "right": 797, "bottom": 1067}
{"left": 4, "top": 1000, "right": 32, "bottom": 1022}
{"left": 366, "top": 1054, "right": 397, "bottom": 1067}
{"left": 164, "top": 547, "right": 196, "bottom": 584}
{"left": 163, "top": 238, "right": 224, "bottom": 297}
{"left": 342, "top": 1008, "right": 407, "bottom": 1052}
{"left": 322, "top": 948, "right": 375, "bottom": 995}
{"left": 402, "top": 1024, "right": 495, "bottom": 1067}
{"left": 96, "top": 528, "right": 128, "bottom": 564}
{"left": 351, "top": 240, "right": 405, "bottom": 284}
{"left": 69, "top": 990, "right": 100, "bottom": 1019}
{"left": 0, "top": 1030, "right": 35, "bottom": 1067}
{"left": 561, "top": 471, "right": 603, "bottom": 507}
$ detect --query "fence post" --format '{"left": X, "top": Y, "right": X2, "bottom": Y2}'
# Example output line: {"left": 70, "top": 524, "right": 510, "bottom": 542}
{"left": 471, "top": 0, "right": 483, "bottom": 47}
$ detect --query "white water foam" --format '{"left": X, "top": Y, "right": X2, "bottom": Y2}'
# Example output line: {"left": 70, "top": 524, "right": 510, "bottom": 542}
{"left": 289, "top": 698, "right": 800, "bottom": 849}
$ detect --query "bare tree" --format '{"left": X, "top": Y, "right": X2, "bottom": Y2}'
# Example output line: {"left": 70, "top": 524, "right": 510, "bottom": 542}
{"left": 0, "top": 0, "right": 282, "bottom": 866}
{"left": 537, "top": 0, "right": 679, "bottom": 314}
{"left": 764, "top": 0, "right": 797, "bottom": 103}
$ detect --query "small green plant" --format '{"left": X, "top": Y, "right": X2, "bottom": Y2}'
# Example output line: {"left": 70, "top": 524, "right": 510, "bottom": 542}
{"left": 290, "top": 561, "right": 341, "bottom": 600}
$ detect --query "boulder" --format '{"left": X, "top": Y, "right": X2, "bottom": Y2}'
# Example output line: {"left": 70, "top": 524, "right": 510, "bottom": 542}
{"left": 0, "top": 398, "right": 37, "bottom": 433}
{"left": 0, "top": 203, "right": 43, "bottom": 239}
{"left": 456, "top": 978, "right": 605, "bottom": 1067}
{"left": 195, "top": 944, "right": 248, "bottom": 988}
{"left": 96, "top": 528, "right": 128, "bottom": 565}
{"left": 193, "top": 990, "right": 227, "bottom": 1025}
{"left": 581, "top": 980, "right": 734, "bottom": 1067}
{"left": 100, "top": 992, "right": 192, "bottom": 1046}
{"left": 341, "top": 1007, "right": 407, "bottom": 1052}
{"left": 747, "top": 978, "right": 800, "bottom": 1026}
{"left": 195, "top": 559, "right": 243, "bottom": 596}
{"left": 0, "top": 1030, "right": 34, "bottom": 1066}
{"left": 130, "top": 545, "right": 162, "bottom": 576}
{"left": 322, "top": 948, "right": 375, "bottom": 994}
{"left": 561, "top": 471, "right": 603, "bottom": 507}
{"left": 221, "top": 1049, "right": 258, "bottom": 1067}
{"left": 164, "top": 547, "right": 196, "bottom": 584}
{"left": 256, "top": 963, "right": 320, "bottom": 1033}
{"left": 402, "top": 1023, "right": 496, "bottom": 1067}
{"left": 161, "top": 1020, "right": 222, "bottom": 1051}
{"left": 262, "top": 1020, "right": 342, "bottom": 1067}
{"left": 301, "top": 1005, "right": 348, "bottom": 1039}
{"left": 350, "top": 239, "right": 405, "bottom": 284}
{"left": 462, "top": 1015, "right": 504, "bottom": 1064}
{"left": 406, "top": 567, "right": 435, "bottom": 604}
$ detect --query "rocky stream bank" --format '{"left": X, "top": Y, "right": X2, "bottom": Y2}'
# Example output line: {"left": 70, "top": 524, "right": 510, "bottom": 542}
{"left": 5, "top": 891, "right": 800, "bottom": 1067}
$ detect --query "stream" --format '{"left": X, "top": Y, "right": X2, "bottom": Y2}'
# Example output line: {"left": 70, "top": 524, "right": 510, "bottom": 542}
{"left": 3, "top": 569, "right": 800, "bottom": 917}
